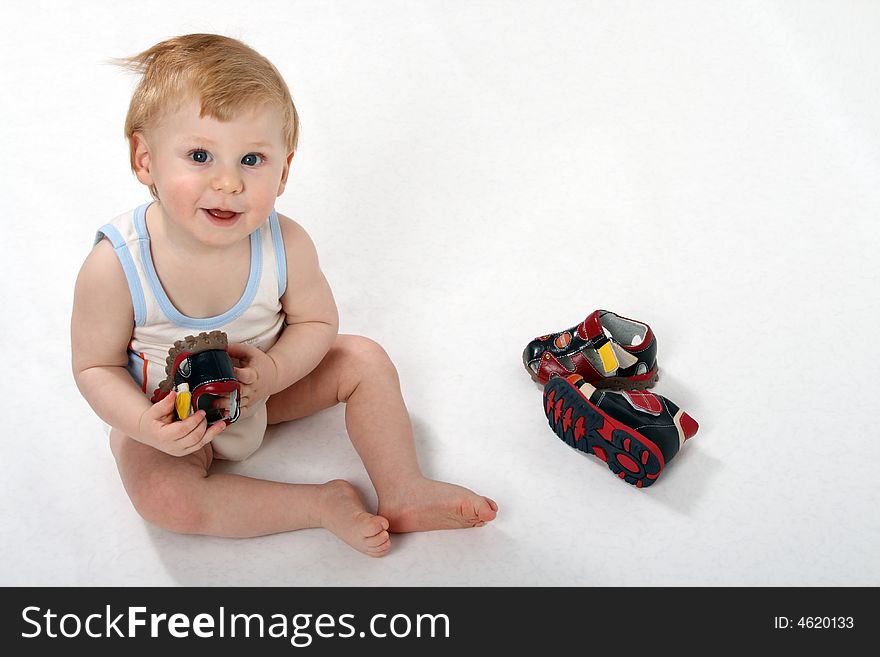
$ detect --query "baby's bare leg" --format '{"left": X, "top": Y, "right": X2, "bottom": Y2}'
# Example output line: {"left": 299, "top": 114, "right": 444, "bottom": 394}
{"left": 267, "top": 335, "right": 498, "bottom": 532}
{"left": 109, "top": 430, "right": 390, "bottom": 556}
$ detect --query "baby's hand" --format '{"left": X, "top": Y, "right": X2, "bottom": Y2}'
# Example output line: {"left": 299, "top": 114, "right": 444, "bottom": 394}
{"left": 137, "top": 391, "right": 227, "bottom": 456}
{"left": 226, "top": 342, "right": 279, "bottom": 418}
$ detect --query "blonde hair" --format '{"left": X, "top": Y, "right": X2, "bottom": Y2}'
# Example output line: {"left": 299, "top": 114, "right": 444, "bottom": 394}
{"left": 116, "top": 34, "right": 299, "bottom": 197}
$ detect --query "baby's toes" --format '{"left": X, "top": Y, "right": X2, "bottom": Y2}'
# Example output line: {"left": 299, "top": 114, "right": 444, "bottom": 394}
{"left": 365, "top": 529, "right": 390, "bottom": 548}
{"left": 459, "top": 496, "right": 497, "bottom": 525}
{"left": 366, "top": 537, "right": 391, "bottom": 557}
{"left": 477, "top": 497, "right": 498, "bottom": 521}
{"left": 362, "top": 514, "right": 389, "bottom": 536}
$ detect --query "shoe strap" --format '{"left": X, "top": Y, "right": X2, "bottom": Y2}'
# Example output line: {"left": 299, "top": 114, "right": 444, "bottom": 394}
{"left": 576, "top": 310, "right": 605, "bottom": 341}
{"left": 577, "top": 310, "right": 619, "bottom": 374}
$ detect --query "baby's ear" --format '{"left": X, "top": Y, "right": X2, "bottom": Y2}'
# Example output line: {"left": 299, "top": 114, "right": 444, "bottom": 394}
{"left": 277, "top": 151, "right": 295, "bottom": 196}
{"left": 131, "top": 132, "right": 154, "bottom": 187}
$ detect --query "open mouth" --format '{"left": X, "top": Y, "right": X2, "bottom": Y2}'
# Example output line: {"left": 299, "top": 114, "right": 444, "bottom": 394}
{"left": 203, "top": 208, "right": 241, "bottom": 223}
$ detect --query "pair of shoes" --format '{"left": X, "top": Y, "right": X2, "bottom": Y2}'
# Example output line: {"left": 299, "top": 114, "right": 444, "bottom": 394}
{"left": 522, "top": 310, "right": 658, "bottom": 389}
{"left": 524, "top": 310, "right": 698, "bottom": 487}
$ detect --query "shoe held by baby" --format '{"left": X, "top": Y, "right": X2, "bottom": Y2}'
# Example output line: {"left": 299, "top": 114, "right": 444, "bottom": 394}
{"left": 152, "top": 330, "right": 241, "bottom": 426}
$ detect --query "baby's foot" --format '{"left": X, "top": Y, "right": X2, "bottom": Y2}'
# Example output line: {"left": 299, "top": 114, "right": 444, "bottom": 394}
{"left": 378, "top": 477, "right": 498, "bottom": 533}
{"left": 320, "top": 480, "right": 390, "bottom": 557}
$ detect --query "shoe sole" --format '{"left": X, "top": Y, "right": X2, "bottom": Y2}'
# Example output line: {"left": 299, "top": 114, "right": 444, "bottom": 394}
{"left": 543, "top": 376, "right": 666, "bottom": 488}
{"left": 524, "top": 359, "right": 659, "bottom": 391}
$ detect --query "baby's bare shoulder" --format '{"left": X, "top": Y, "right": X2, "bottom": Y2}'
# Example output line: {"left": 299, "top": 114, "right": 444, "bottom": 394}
{"left": 275, "top": 213, "right": 320, "bottom": 268}
{"left": 78, "top": 238, "right": 128, "bottom": 291}
{"left": 73, "top": 238, "right": 134, "bottom": 331}
{"left": 275, "top": 212, "right": 314, "bottom": 248}
{"left": 72, "top": 238, "right": 134, "bottom": 369}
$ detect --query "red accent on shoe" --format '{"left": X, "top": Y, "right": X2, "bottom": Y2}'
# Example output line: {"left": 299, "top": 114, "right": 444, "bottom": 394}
{"left": 563, "top": 407, "right": 573, "bottom": 431}
{"left": 627, "top": 368, "right": 659, "bottom": 384}
{"left": 622, "top": 389, "right": 663, "bottom": 415}
{"left": 618, "top": 471, "right": 626, "bottom": 479}
{"left": 545, "top": 389, "right": 556, "bottom": 414}
{"left": 623, "top": 438, "right": 631, "bottom": 451}
{"left": 552, "top": 375, "right": 667, "bottom": 483}
{"left": 576, "top": 310, "right": 605, "bottom": 341}
{"left": 152, "top": 350, "right": 194, "bottom": 402}
{"left": 636, "top": 480, "right": 643, "bottom": 488}
{"left": 554, "top": 398, "right": 564, "bottom": 422}
{"left": 171, "top": 350, "right": 193, "bottom": 376}
{"left": 617, "top": 453, "right": 640, "bottom": 473}
{"left": 621, "top": 324, "right": 654, "bottom": 354}
{"left": 536, "top": 350, "right": 603, "bottom": 384}
{"left": 567, "top": 351, "right": 605, "bottom": 381}
{"left": 574, "top": 416, "right": 586, "bottom": 442}
{"left": 536, "top": 352, "right": 568, "bottom": 382}
{"left": 680, "top": 412, "right": 699, "bottom": 440}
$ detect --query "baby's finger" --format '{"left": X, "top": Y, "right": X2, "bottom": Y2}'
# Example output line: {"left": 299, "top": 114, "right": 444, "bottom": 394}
{"left": 149, "top": 391, "right": 177, "bottom": 419}
{"left": 169, "top": 409, "right": 207, "bottom": 439}
{"left": 226, "top": 342, "right": 257, "bottom": 361}
{"left": 182, "top": 418, "right": 227, "bottom": 453}
{"left": 234, "top": 366, "right": 256, "bottom": 385}
{"left": 176, "top": 413, "right": 210, "bottom": 448}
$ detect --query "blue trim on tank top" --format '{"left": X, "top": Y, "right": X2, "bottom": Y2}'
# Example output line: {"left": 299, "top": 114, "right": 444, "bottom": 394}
{"left": 268, "top": 209, "right": 287, "bottom": 297}
{"left": 132, "top": 202, "right": 263, "bottom": 330}
{"left": 94, "top": 223, "right": 147, "bottom": 326}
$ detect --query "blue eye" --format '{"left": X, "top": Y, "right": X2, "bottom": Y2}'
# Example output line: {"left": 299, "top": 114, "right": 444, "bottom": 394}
{"left": 190, "top": 150, "right": 209, "bottom": 163}
{"left": 242, "top": 153, "right": 263, "bottom": 166}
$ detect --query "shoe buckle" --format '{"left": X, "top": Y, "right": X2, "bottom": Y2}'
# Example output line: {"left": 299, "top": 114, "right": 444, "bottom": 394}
{"left": 591, "top": 335, "right": 619, "bottom": 374}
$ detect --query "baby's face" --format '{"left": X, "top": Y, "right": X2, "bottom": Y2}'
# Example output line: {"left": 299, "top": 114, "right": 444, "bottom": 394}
{"left": 135, "top": 99, "right": 292, "bottom": 248}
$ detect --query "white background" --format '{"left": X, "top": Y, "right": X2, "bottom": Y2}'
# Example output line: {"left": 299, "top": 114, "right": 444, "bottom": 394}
{"left": 1, "top": 0, "right": 878, "bottom": 586}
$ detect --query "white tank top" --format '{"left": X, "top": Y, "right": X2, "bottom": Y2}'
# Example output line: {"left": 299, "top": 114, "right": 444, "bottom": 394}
{"left": 95, "top": 202, "right": 287, "bottom": 403}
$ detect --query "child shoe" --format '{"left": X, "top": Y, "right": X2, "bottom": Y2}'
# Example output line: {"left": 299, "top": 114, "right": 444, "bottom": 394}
{"left": 523, "top": 310, "right": 658, "bottom": 389}
{"left": 542, "top": 374, "right": 698, "bottom": 487}
{"left": 152, "top": 330, "right": 241, "bottom": 426}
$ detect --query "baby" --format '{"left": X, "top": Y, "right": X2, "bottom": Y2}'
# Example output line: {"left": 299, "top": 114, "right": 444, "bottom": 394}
{"left": 71, "top": 33, "right": 497, "bottom": 557}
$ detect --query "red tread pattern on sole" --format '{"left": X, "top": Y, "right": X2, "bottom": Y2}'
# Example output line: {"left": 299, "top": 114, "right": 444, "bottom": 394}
{"left": 543, "top": 377, "right": 667, "bottom": 488}
{"left": 616, "top": 453, "right": 640, "bottom": 473}
{"left": 545, "top": 389, "right": 556, "bottom": 414}
{"left": 563, "top": 407, "right": 573, "bottom": 431}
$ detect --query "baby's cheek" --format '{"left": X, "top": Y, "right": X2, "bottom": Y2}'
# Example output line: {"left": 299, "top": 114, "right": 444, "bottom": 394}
{"left": 161, "top": 176, "right": 202, "bottom": 209}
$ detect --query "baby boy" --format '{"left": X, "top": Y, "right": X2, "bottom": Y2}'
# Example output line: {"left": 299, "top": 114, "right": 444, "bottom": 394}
{"left": 71, "top": 34, "right": 497, "bottom": 556}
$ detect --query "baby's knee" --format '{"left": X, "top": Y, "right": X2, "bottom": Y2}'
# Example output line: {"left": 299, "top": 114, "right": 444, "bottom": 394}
{"left": 128, "top": 471, "right": 209, "bottom": 535}
{"left": 334, "top": 335, "right": 399, "bottom": 401}
{"left": 337, "top": 335, "right": 397, "bottom": 377}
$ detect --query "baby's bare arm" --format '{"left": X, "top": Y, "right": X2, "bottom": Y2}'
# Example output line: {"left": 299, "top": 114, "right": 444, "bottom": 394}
{"left": 72, "top": 240, "right": 224, "bottom": 452}
{"left": 72, "top": 239, "right": 152, "bottom": 436}
{"left": 263, "top": 214, "right": 339, "bottom": 393}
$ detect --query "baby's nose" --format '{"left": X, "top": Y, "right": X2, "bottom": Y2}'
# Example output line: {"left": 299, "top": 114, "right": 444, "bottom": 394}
{"left": 212, "top": 169, "right": 243, "bottom": 194}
